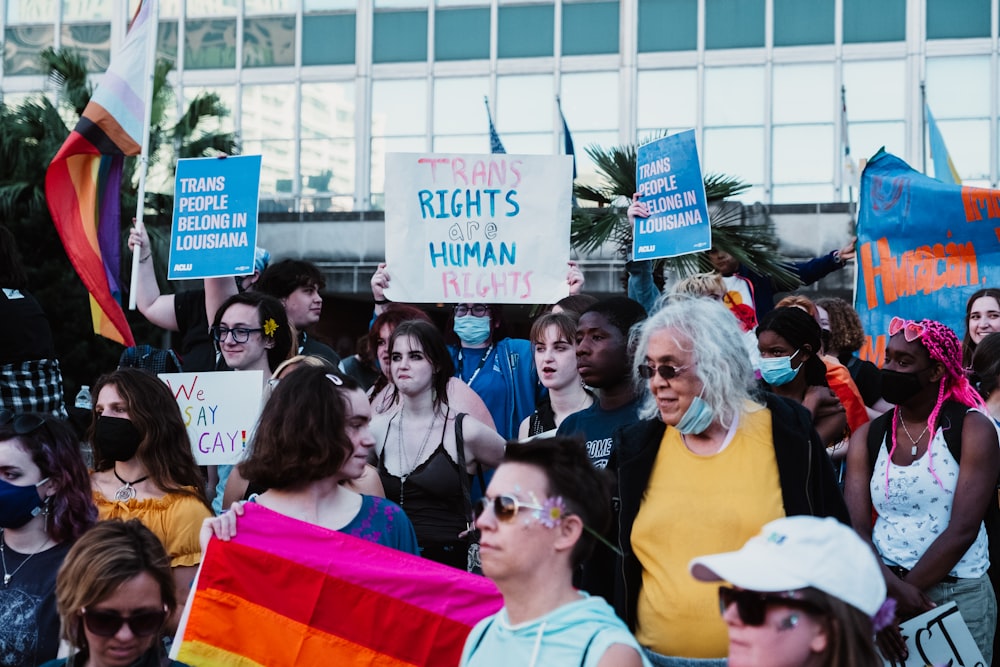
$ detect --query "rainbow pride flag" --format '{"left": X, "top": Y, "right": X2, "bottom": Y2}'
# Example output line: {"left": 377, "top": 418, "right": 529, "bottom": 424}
{"left": 174, "top": 503, "right": 503, "bottom": 666}
{"left": 44, "top": 0, "right": 156, "bottom": 346}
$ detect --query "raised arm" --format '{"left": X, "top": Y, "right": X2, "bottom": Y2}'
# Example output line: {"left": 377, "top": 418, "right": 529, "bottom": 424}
{"left": 128, "top": 223, "right": 179, "bottom": 330}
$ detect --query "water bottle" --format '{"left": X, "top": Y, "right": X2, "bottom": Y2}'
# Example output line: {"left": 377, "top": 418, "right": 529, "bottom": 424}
{"left": 74, "top": 385, "right": 92, "bottom": 410}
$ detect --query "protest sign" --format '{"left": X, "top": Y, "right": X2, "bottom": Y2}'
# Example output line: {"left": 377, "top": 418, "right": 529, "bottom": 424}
{"left": 158, "top": 371, "right": 263, "bottom": 465}
{"left": 633, "top": 130, "right": 711, "bottom": 261}
{"left": 880, "top": 602, "right": 986, "bottom": 667}
{"left": 383, "top": 153, "right": 573, "bottom": 304}
{"left": 173, "top": 502, "right": 503, "bottom": 666}
{"left": 855, "top": 150, "right": 998, "bottom": 365}
{"left": 168, "top": 155, "right": 262, "bottom": 280}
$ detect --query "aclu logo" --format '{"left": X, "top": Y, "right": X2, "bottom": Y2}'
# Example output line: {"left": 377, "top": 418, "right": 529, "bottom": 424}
{"left": 173, "top": 263, "right": 193, "bottom": 272}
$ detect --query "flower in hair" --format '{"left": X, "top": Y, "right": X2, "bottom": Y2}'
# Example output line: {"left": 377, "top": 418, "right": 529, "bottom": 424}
{"left": 263, "top": 318, "right": 278, "bottom": 336}
{"left": 538, "top": 496, "right": 567, "bottom": 529}
{"left": 871, "top": 597, "right": 897, "bottom": 633}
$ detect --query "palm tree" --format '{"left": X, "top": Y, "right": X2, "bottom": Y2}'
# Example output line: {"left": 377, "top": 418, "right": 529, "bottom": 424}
{"left": 571, "top": 138, "right": 800, "bottom": 291}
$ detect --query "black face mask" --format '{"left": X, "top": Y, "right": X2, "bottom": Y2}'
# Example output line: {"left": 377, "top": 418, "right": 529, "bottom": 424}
{"left": 94, "top": 416, "right": 143, "bottom": 462}
{"left": 879, "top": 368, "right": 927, "bottom": 405}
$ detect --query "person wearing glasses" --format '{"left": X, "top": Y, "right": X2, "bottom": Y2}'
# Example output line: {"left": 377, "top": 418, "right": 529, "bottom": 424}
{"left": 461, "top": 437, "right": 648, "bottom": 667}
{"left": 88, "top": 368, "right": 212, "bottom": 630}
{"left": 844, "top": 317, "right": 999, "bottom": 664}
{"left": 615, "top": 296, "right": 847, "bottom": 667}
{"left": 44, "top": 519, "right": 188, "bottom": 667}
{"left": 689, "top": 515, "right": 887, "bottom": 667}
{"left": 0, "top": 412, "right": 96, "bottom": 667}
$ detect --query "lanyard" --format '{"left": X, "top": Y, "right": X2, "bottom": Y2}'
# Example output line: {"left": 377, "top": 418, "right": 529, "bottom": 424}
{"left": 458, "top": 344, "right": 494, "bottom": 386}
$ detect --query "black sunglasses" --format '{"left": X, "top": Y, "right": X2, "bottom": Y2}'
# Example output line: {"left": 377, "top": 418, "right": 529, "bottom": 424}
{"left": 0, "top": 410, "right": 49, "bottom": 435}
{"left": 473, "top": 494, "right": 545, "bottom": 522}
{"left": 81, "top": 608, "right": 167, "bottom": 638}
{"left": 637, "top": 363, "right": 690, "bottom": 380}
{"left": 718, "top": 587, "right": 822, "bottom": 626}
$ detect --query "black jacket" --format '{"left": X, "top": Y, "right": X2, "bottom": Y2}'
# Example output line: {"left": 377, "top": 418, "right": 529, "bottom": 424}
{"left": 613, "top": 392, "right": 849, "bottom": 629}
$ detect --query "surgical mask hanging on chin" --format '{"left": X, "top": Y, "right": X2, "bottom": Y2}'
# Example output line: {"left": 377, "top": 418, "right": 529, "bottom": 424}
{"left": 0, "top": 477, "right": 49, "bottom": 529}
{"left": 759, "top": 349, "right": 802, "bottom": 387}
{"left": 675, "top": 395, "right": 715, "bottom": 435}
{"left": 454, "top": 315, "right": 492, "bottom": 346}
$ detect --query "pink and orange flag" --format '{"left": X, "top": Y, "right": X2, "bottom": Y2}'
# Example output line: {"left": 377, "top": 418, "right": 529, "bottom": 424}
{"left": 44, "top": 0, "right": 157, "bottom": 346}
{"left": 174, "top": 503, "right": 503, "bottom": 666}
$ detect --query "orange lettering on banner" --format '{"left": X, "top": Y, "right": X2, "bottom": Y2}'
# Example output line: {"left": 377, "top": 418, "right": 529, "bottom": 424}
{"left": 962, "top": 186, "right": 1000, "bottom": 222}
{"left": 859, "top": 334, "right": 886, "bottom": 366}
{"left": 860, "top": 237, "right": 978, "bottom": 309}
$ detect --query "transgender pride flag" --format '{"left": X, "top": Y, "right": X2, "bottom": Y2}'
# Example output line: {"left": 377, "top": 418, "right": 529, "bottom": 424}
{"left": 44, "top": 0, "right": 157, "bottom": 346}
{"left": 174, "top": 503, "right": 503, "bottom": 666}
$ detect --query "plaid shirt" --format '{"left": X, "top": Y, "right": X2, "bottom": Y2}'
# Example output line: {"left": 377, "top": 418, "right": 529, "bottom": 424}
{"left": 0, "top": 358, "right": 68, "bottom": 417}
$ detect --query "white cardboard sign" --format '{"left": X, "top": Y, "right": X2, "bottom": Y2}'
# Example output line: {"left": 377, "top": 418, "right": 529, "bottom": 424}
{"left": 881, "top": 602, "right": 986, "bottom": 667}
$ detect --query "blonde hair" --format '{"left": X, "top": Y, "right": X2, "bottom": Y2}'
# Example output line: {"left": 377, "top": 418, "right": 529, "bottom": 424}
{"left": 271, "top": 354, "right": 335, "bottom": 380}
{"left": 671, "top": 272, "right": 725, "bottom": 299}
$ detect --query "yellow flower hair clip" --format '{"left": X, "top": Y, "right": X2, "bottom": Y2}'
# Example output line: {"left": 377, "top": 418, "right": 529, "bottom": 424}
{"left": 263, "top": 318, "right": 278, "bottom": 336}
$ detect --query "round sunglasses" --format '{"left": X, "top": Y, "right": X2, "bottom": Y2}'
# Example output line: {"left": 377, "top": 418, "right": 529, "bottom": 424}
{"left": 718, "top": 586, "right": 822, "bottom": 626}
{"left": 81, "top": 607, "right": 167, "bottom": 638}
{"left": 473, "top": 494, "right": 545, "bottom": 522}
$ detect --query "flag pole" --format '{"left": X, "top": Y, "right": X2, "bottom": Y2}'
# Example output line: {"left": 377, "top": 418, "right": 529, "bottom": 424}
{"left": 919, "top": 81, "right": 927, "bottom": 176}
{"left": 129, "top": 0, "right": 160, "bottom": 310}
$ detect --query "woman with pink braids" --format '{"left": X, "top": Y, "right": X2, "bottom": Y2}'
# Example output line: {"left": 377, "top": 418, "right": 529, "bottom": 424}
{"left": 844, "top": 317, "right": 998, "bottom": 664}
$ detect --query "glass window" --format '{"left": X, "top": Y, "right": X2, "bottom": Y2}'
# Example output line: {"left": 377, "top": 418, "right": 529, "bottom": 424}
{"left": 498, "top": 5, "right": 554, "bottom": 58}
{"left": 243, "top": 16, "right": 296, "bottom": 67}
{"left": 773, "top": 0, "right": 833, "bottom": 46}
{"left": 437, "top": 0, "right": 488, "bottom": 7}
{"left": 560, "top": 71, "right": 618, "bottom": 131}
{"left": 638, "top": 0, "right": 696, "bottom": 52}
{"left": 245, "top": 0, "right": 296, "bottom": 13}
{"left": 303, "top": 14, "right": 356, "bottom": 65}
{"left": 497, "top": 133, "right": 553, "bottom": 155}
{"left": 183, "top": 86, "right": 237, "bottom": 135}
{"left": 562, "top": 1, "right": 619, "bottom": 56}
{"left": 157, "top": 21, "right": 179, "bottom": 63}
{"left": 925, "top": 56, "right": 990, "bottom": 118}
{"left": 373, "top": 11, "right": 428, "bottom": 63}
{"left": 187, "top": 0, "right": 239, "bottom": 17}
{"left": 185, "top": 19, "right": 237, "bottom": 69}
{"left": 496, "top": 75, "right": 554, "bottom": 133}
{"left": 703, "top": 127, "right": 764, "bottom": 185}
{"left": 306, "top": 0, "right": 357, "bottom": 10}
{"left": 243, "top": 139, "right": 296, "bottom": 198}
{"left": 435, "top": 8, "right": 490, "bottom": 61}
{"left": 433, "top": 135, "right": 491, "bottom": 153}
{"left": 128, "top": 0, "right": 180, "bottom": 18}
{"left": 842, "top": 60, "right": 904, "bottom": 122}
{"left": 242, "top": 84, "right": 295, "bottom": 141}
{"left": 370, "top": 136, "right": 429, "bottom": 208}
{"left": 843, "top": 0, "right": 904, "bottom": 43}
{"left": 772, "top": 184, "right": 835, "bottom": 204}
{"left": 570, "top": 130, "right": 620, "bottom": 185}
{"left": 3, "top": 26, "right": 55, "bottom": 75}
{"left": 772, "top": 125, "right": 833, "bottom": 184}
{"left": 636, "top": 69, "right": 697, "bottom": 132}
{"left": 772, "top": 63, "right": 833, "bottom": 124}
{"left": 375, "top": 0, "right": 427, "bottom": 8}
{"left": 848, "top": 121, "right": 904, "bottom": 164}
{"left": 62, "top": 0, "right": 112, "bottom": 21}
{"left": 301, "top": 139, "right": 355, "bottom": 205}
{"left": 61, "top": 24, "right": 111, "bottom": 72}
{"left": 704, "top": 66, "right": 764, "bottom": 126}
{"left": 372, "top": 79, "right": 427, "bottom": 137}
{"left": 932, "top": 119, "right": 990, "bottom": 181}
{"left": 6, "top": 0, "right": 56, "bottom": 23}
{"left": 705, "top": 0, "right": 764, "bottom": 49}
{"left": 926, "top": 0, "right": 989, "bottom": 39}
{"left": 434, "top": 77, "right": 490, "bottom": 136}
{"left": 302, "top": 82, "right": 355, "bottom": 139}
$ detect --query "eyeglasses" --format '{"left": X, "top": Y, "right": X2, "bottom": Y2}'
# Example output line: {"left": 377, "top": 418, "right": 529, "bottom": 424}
{"left": 474, "top": 494, "right": 545, "bottom": 522}
{"left": 888, "top": 317, "right": 924, "bottom": 343}
{"left": 455, "top": 304, "right": 491, "bottom": 318}
{"left": 718, "top": 587, "right": 822, "bottom": 626}
{"left": 80, "top": 608, "right": 167, "bottom": 638}
{"left": 211, "top": 326, "right": 263, "bottom": 344}
{"left": 0, "top": 410, "right": 48, "bottom": 435}
{"left": 637, "top": 363, "right": 690, "bottom": 380}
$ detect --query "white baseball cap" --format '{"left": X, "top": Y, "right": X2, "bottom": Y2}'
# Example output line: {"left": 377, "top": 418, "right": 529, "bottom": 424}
{"left": 689, "top": 516, "right": 886, "bottom": 617}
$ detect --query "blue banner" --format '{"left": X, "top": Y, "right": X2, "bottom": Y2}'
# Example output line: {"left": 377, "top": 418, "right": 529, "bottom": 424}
{"left": 168, "top": 155, "right": 262, "bottom": 280}
{"left": 854, "top": 150, "right": 997, "bottom": 365}
{"left": 632, "top": 130, "right": 711, "bottom": 261}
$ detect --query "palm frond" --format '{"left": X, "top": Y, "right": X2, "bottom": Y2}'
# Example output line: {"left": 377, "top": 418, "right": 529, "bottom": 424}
{"left": 40, "top": 48, "right": 92, "bottom": 116}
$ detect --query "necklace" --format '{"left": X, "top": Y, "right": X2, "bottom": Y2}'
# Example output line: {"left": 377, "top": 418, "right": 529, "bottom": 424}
{"left": 1, "top": 528, "right": 50, "bottom": 587}
{"left": 396, "top": 409, "right": 438, "bottom": 506}
{"left": 113, "top": 468, "right": 150, "bottom": 501}
{"left": 457, "top": 344, "right": 494, "bottom": 387}
{"left": 898, "top": 415, "right": 930, "bottom": 457}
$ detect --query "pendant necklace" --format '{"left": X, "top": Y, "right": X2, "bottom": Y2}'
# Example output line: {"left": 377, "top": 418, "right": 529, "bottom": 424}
{"left": 396, "top": 409, "right": 438, "bottom": 507}
{"left": 898, "top": 416, "right": 930, "bottom": 457}
{"left": 113, "top": 468, "right": 150, "bottom": 501}
{"left": 1, "top": 528, "right": 50, "bottom": 587}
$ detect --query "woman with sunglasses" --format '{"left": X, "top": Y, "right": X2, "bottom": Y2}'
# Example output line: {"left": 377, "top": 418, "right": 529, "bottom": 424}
{"left": 689, "top": 515, "right": 887, "bottom": 667}
{"left": 0, "top": 412, "right": 96, "bottom": 667}
{"left": 88, "top": 368, "right": 212, "bottom": 629}
{"left": 461, "top": 438, "right": 648, "bottom": 667}
{"left": 44, "top": 519, "right": 187, "bottom": 667}
{"left": 372, "top": 320, "right": 505, "bottom": 568}
{"left": 844, "top": 317, "right": 999, "bottom": 664}
{"left": 615, "top": 297, "right": 847, "bottom": 667}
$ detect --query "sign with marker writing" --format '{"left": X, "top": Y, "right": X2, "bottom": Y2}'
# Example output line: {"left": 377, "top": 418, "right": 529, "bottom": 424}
{"left": 383, "top": 153, "right": 573, "bottom": 304}
{"left": 855, "top": 150, "right": 998, "bottom": 366}
{"left": 880, "top": 602, "right": 985, "bottom": 667}
{"left": 632, "top": 130, "right": 711, "bottom": 261}
{"left": 158, "top": 371, "right": 263, "bottom": 465}
{"left": 168, "top": 155, "right": 262, "bottom": 280}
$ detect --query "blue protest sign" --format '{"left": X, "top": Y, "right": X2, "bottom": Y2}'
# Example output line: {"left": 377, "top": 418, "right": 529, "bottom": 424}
{"left": 633, "top": 130, "right": 711, "bottom": 261}
{"left": 855, "top": 150, "right": 994, "bottom": 365}
{"left": 168, "top": 155, "right": 261, "bottom": 280}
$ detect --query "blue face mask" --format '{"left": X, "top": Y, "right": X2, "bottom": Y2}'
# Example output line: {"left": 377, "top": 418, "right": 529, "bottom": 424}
{"left": 759, "top": 349, "right": 802, "bottom": 386}
{"left": 0, "top": 477, "right": 49, "bottom": 529}
{"left": 675, "top": 394, "right": 715, "bottom": 435}
{"left": 454, "top": 315, "right": 492, "bottom": 346}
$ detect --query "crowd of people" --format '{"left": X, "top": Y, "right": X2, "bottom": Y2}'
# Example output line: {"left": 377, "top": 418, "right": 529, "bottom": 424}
{"left": 2, "top": 211, "right": 999, "bottom": 667}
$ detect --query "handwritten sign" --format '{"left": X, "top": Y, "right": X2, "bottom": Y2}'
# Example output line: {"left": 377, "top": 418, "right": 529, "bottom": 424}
{"left": 632, "top": 130, "right": 711, "bottom": 261}
{"left": 158, "top": 371, "right": 263, "bottom": 465}
{"left": 855, "top": 150, "right": 998, "bottom": 366}
{"left": 168, "top": 155, "right": 262, "bottom": 280}
{"left": 383, "top": 153, "right": 573, "bottom": 304}
{"left": 881, "top": 602, "right": 986, "bottom": 667}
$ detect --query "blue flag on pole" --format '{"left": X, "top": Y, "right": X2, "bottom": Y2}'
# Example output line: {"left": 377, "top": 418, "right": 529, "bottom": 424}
{"left": 925, "top": 104, "right": 961, "bottom": 184}
{"left": 557, "top": 97, "right": 577, "bottom": 180}
{"left": 484, "top": 97, "right": 506, "bottom": 154}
